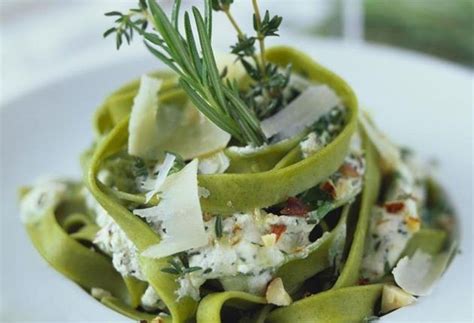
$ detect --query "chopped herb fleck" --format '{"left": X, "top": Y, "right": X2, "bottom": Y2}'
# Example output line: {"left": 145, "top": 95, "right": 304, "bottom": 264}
{"left": 308, "top": 201, "right": 333, "bottom": 224}
{"left": 215, "top": 215, "right": 223, "bottom": 238}
{"left": 374, "top": 240, "right": 381, "bottom": 252}
{"left": 160, "top": 256, "right": 202, "bottom": 277}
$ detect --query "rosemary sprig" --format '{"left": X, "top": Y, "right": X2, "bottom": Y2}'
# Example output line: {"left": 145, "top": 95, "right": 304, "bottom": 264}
{"left": 104, "top": 0, "right": 266, "bottom": 146}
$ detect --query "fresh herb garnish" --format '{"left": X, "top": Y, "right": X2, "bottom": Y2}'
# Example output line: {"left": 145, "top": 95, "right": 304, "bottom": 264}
{"left": 214, "top": 215, "right": 223, "bottom": 238}
{"left": 311, "top": 106, "right": 346, "bottom": 138}
{"left": 160, "top": 257, "right": 202, "bottom": 276}
{"left": 383, "top": 259, "right": 391, "bottom": 274}
{"left": 165, "top": 151, "right": 186, "bottom": 175}
{"left": 213, "top": 0, "right": 291, "bottom": 119}
{"left": 133, "top": 157, "right": 148, "bottom": 178}
{"left": 104, "top": 0, "right": 269, "bottom": 146}
{"left": 307, "top": 200, "right": 334, "bottom": 224}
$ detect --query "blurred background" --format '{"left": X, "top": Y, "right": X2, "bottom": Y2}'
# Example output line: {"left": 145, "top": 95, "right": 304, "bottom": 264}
{"left": 1, "top": 0, "right": 472, "bottom": 104}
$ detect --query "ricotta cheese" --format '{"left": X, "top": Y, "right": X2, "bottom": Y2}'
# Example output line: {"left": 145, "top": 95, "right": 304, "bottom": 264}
{"left": 86, "top": 190, "right": 145, "bottom": 280}
{"left": 20, "top": 178, "right": 68, "bottom": 224}
{"left": 360, "top": 153, "right": 426, "bottom": 281}
{"left": 141, "top": 285, "right": 166, "bottom": 311}
{"left": 176, "top": 211, "right": 316, "bottom": 300}
{"left": 360, "top": 199, "right": 420, "bottom": 281}
{"left": 300, "top": 132, "right": 324, "bottom": 158}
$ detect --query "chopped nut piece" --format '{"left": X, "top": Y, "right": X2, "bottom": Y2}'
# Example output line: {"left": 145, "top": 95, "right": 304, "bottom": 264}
{"left": 266, "top": 277, "right": 293, "bottom": 306}
{"left": 91, "top": 287, "right": 111, "bottom": 299}
{"left": 405, "top": 216, "right": 421, "bottom": 232}
{"left": 339, "top": 163, "right": 359, "bottom": 177}
{"left": 381, "top": 285, "right": 416, "bottom": 314}
{"left": 261, "top": 233, "right": 277, "bottom": 247}
{"left": 151, "top": 316, "right": 166, "bottom": 323}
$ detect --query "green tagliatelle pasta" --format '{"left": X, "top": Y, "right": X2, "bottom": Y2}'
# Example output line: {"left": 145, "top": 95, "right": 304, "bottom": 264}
{"left": 21, "top": 183, "right": 154, "bottom": 321}
{"left": 20, "top": 42, "right": 456, "bottom": 323}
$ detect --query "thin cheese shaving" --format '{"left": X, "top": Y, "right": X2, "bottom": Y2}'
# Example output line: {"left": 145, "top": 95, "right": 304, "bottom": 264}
{"left": 136, "top": 160, "right": 208, "bottom": 259}
{"left": 261, "top": 85, "right": 340, "bottom": 139}
{"left": 392, "top": 245, "right": 456, "bottom": 296}
{"left": 145, "top": 153, "right": 176, "bottom": 202}
{"left": 128, "top": 75, "right": 163, "bottom": 159}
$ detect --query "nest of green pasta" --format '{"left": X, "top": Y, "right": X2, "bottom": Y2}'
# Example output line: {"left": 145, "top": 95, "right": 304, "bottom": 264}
{"left": 20, "top": 46, "right": 457, "bottom": 322}
{"left": 19, "top": 1, "right": 457, "bottom": 322}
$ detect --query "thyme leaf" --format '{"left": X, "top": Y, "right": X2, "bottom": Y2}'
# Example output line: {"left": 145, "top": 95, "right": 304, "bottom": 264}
{"left": 215, "top": 215, "right": 223, "bottom": 238}
{"left": 160, "top": 256, "right": 203, "bottom": 277}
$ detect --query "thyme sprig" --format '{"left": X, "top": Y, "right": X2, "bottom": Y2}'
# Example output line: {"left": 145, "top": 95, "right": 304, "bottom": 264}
{"left": 161, "top": 255, "right": 202, "bottom": 276}
{"left": 104, "top": 0, "right": 266, "bottom": 146}
{"left": 103, "top": 0, "right": 149, "bottom": 50}
{"left": 213, "top": 0, "right": 291, "bottom": 119}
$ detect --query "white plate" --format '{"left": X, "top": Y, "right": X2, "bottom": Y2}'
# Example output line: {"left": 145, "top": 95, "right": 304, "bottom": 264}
{"left": 1, "top": 37, "right": 472, "bottom": 322}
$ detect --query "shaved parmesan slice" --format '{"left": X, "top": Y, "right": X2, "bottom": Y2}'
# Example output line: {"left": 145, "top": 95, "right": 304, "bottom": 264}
{"left": 198, "top": 151, "right": 230, "bottom": 174}
{"left": 261, "top": 85, "right": 340, "bottom": 139}
{"left": 152, "top": 100, "right": 231, "bottom": 160}
{"left": 392, "top": 245, "right": 456, "bottom": 296}
{"left": 381, "top": 285, "right": 416, "bottom": 314}
{"left": 359, "top": 111, "right": 401, "bottom": 170}
{"left": 145, "top": 153, "right": 176, "bottom": 202}
{"left": 128, "top": 75, "right": 163, "bottom": 159}
{"left": 135, "top": 160, "right": 208, "bottom": 259}
{"left": 128, "top": 75, "right": 230, "bottom": 160}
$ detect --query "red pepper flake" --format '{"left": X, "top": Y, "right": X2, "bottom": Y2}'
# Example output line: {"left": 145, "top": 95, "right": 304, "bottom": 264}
{"left": 384, "top": 201, "right": 405, "bottom": 213}
{"left": 339, "top": 163, "right": 359, "bottom": 177}
{"left": 270, "top": 224, "right": 287, "bottom": 241}
{"left": 320, "top": 180, "right": 336, "bottom": 199}
{"left": 232, "top": 224, "right": 242, "bottom": 234}
{"left": 358, "top": 278, "right": 370, "bottom": 285}
{"left": 280, "top": 197, "right": 310, "bottom": 216}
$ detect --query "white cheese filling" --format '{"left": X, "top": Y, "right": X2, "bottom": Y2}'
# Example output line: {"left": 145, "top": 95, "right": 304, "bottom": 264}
{"left": 176, "top": 211, "right": 315, "bottom": 300}
{"left": 86, "top": 190, "right": 145, "bottom": 281}
{"left": 361, "top": 153, "right": 427, "bottom": 281}
{"left": 20, "top": 178, "right": 68, "bottom": 224}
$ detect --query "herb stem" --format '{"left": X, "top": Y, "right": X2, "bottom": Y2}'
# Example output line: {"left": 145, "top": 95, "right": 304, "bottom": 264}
{"left": 222, "top": 7, "right": 263, "bottom": 73}
{"left": 252, "top": 0, "right": 267, "bottom": 77}
{"left": 223, "top": 9, "right": 244, "bottom": 37}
